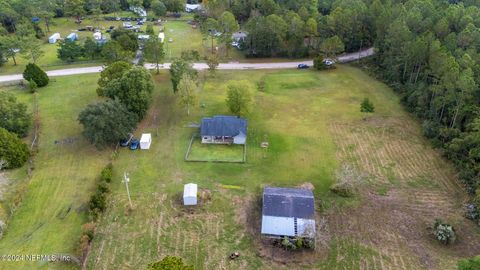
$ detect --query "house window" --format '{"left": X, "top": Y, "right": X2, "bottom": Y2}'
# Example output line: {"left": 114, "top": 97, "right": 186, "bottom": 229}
{"left": 203, "top": 137, "right": 208, "bottom": 140}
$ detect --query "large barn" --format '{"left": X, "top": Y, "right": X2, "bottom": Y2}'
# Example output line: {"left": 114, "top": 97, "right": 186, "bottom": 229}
{"left": 200, "top": 116, "right": 247, "bottom": 145}
{"left": 261, "top": 187, "right": 316, "bottom": 239}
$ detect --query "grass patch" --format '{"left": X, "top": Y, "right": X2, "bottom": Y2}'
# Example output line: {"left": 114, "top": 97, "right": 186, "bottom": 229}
{"left": 185, "top": 135, "right": 245, "bottom": 163}
{"left": 0, "top": 74, "right": 110, "bottom": 270}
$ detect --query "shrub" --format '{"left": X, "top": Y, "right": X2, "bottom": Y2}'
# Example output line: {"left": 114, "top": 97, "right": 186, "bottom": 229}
{"left": 360, "top": 98, "right": 375, "bottom": 113}
{"left": 433, "top": 219, "right": 456, "bottom": 245}
{"left": 23, "top": 63, "right": 49, "bottom": 87}
{"left": 458, "top": 256, "right": 480, "bottom": 270}
{"left": 100, "top": 163, "right": 113, "bottom": 183}
{"left": 147, "top": 256, "right": 194, "bottom": 270}
{"left": 28, "top": 79, "right": 38, "bottom": 93}
{"left": 281, "top": 236, "right": 297, "bottom": 250}
{"left": 0, "top": 128, "right": 30, "bottom": 169}
{"left": 0, "top": 92, "right": 31, "bottom": 137}
{"left": 82, "top": 222, "right": 96, "bottom": 241}
{"left": 465, "top": 203, "right": 479, "bottom": 221}
{"left": 313, "top": 56, "right": 328, "bottom": 70}
{"left": 89, "top": 191, "right": 107, "bottom": 214}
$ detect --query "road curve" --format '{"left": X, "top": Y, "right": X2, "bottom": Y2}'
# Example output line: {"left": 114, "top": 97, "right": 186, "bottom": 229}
{"left": 0, "top": 48, "right": 374, "bottom": 83}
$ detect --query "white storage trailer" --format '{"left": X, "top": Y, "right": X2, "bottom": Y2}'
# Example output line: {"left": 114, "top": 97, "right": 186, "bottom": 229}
{"left": 140, "top": 133, "right": 151, "bottom": 150}
{"left": 48, "top": 33, "right": 61, "bottom": 44}
{"left": 183, "top": 183, "right": 197, "bottom": 205}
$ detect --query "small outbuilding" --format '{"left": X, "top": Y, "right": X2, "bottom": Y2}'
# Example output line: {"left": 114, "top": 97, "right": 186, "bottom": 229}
{"left": 66, "top": 32, "right": 78, "bottom": 41}
{"left": 140, "top": 133, "right": 151, "bottom": 150}
{"left": 261, "top": 187, "right": 316, "bottom": 239}
{"left": 138, "top": 34, "right": 150, "bottom": 41}
{"left": 183, "top": 183, "right": 198, "bottom": 206}
{"left": 93, "top": 32, "right": 102, "bottom": 40}
{"left": 200, "top": 116, "right": 247, "bottom": 145}
{"left": 158, "top": 32, "right": 165, "bottom": 43}
{"left": 48, "top": 33, "right": 61, "bottom": 44}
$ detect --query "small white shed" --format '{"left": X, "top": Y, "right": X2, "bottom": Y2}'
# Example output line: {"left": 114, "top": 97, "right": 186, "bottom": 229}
{"left": 158, "top": 32, "right": 165, "bottom": 43}
{"left": 140, "top": 133, "right": 151, "bottom": 150}
{"left": 183, "top": 183, "right": 197, "bottom": 206}
{"left": 66, "top": 32, "right": 78, "bottom": 41}
{"left": 48, "top": 33, "right": 61, "bottom": 44}
{"left": 93, "top": 32, "right": 102, "bottom": 40}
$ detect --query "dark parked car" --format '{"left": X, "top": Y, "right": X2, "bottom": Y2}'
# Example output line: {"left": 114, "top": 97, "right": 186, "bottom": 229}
{"left": 297, "top": 64, "right": 309, "bottom": 69}
{"left": 109, "top": 26, "right": 115, "bottom": 29}
{"left": 130, "top": 139, "right": 139, "bottom": 150}
{"left": 120, "top": 133, "right": 133, "bottom": 147}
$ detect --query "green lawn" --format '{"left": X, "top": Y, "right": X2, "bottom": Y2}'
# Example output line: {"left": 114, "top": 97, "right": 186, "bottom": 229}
{"left": 186, "top": 138, "right": 245, "bottom": 162}
{"left": 1, "top": 65, "right": 463, "bottom": 269}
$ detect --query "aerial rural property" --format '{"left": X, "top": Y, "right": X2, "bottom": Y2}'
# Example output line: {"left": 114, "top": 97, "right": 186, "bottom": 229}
{"left": 0, "top": 0, "right": 479, "bottom": 269}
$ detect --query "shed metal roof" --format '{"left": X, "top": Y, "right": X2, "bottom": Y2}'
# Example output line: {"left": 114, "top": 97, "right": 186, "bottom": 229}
{"left": 200, "top": 116, "right": 247, "bottom": 137}
{"left": 262, "top": 187, "right": 315, "bottom": 219}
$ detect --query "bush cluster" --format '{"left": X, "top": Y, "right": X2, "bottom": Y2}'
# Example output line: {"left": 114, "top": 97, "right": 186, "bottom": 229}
{"left": 279, "top": 236, "right": 314, "bottom": 250}
{"left": 22, "top": 63, "right": 49, "bottom": 87}
{"left": 88, "top": 163, "right": 113, "bottom": 220}
{"left": 0, "top": 128, "right": 30, "bottom": 169}
{"left": 433, "top": 219, "right": 456, "bottom": 245}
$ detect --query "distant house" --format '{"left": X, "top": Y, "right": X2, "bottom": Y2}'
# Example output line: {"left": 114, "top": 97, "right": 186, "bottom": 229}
{"left": 66, "top": 33, "right": 78, "bottom": 41}
{"left": 200, "top": 116, "right": 247, "bottom": 145}
{"left": 48, "top": 33, "right": 61, "bottom": 44}
{"left": 232, "top": 31, "right": 247, "bottom": 43}
{"left": 261, "top": 187, "right": 316, "bottom": 239}
{"left": 138, "top": 34, "right": 150, "bottom": 41}
{"left": 185, "top": 4, "right": 201, "bottom": 12}
{"left": 93, "top": 32, "right": 102, "bottom": 40}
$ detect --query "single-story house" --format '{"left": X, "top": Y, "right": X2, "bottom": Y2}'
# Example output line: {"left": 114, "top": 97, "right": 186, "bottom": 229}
{"left": 261, "top": 187, "right": 316, "bottom": 239}
{"left": 232, "top": 31, "right": 247, "bottom": 42}
{"left": 48, "top": 33, "right": 61, "bottom": 44}
{"left": 66, "top": 32, "right": 78, "bottom": 41}
{"left": 200, "top": 115, "right": 247, "bottom": 145}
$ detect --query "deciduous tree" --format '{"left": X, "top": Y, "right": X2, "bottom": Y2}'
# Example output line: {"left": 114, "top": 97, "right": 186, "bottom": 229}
{"left": 0, "top": 92, "right": 31, "bottom": 137}
{"left": 226, "top": 80, "right": 254, "bottom": 116}
{"left": 78, "top": 99, "right": 137, "bottom": 149}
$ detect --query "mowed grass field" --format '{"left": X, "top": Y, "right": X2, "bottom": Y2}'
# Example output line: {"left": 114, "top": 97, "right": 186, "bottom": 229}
{"left": 0, "top": 74, "right": 111, "bottom": 270}
{"left": 1, "top": 66, "right": 478, "bottom": 270}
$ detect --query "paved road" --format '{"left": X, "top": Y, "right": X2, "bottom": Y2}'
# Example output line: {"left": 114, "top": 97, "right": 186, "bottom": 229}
{"left": 0, "top": 48, "right": 374, "bottom": 83}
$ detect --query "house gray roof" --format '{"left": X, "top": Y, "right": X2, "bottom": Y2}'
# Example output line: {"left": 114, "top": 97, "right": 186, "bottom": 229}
{"left": 262, "top": 187, "right": 315, "bottom": 219}
{"left": 200, "top": 116, "right": 247, "bottom": 137}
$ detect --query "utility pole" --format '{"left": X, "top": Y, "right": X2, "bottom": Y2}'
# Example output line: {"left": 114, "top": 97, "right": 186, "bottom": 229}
{"left": 123, "top": 172, "right": 133, "bottom": 208}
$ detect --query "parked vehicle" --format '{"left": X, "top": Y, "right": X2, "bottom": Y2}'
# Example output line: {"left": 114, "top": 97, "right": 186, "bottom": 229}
{"left": 120, "top": 133, "right": 134, "bottom": 147}
{"left": 297, "top": 64, "right": 309, "bottom": 69}
{"left": 130, "top": 139, "right": 139, "bottom": 150}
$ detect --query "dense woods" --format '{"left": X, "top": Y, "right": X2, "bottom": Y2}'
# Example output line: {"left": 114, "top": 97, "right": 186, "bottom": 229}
{"left": 0, "top": 0, "right": 480, "bottom": 221}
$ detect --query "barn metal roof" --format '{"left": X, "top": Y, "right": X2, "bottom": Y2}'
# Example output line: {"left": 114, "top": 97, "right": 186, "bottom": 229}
{"left": 262, "top": 187, "right": 315, "bottom": 219}
{"left": 200, "top": 116, "right": 247, "bottom": 137}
